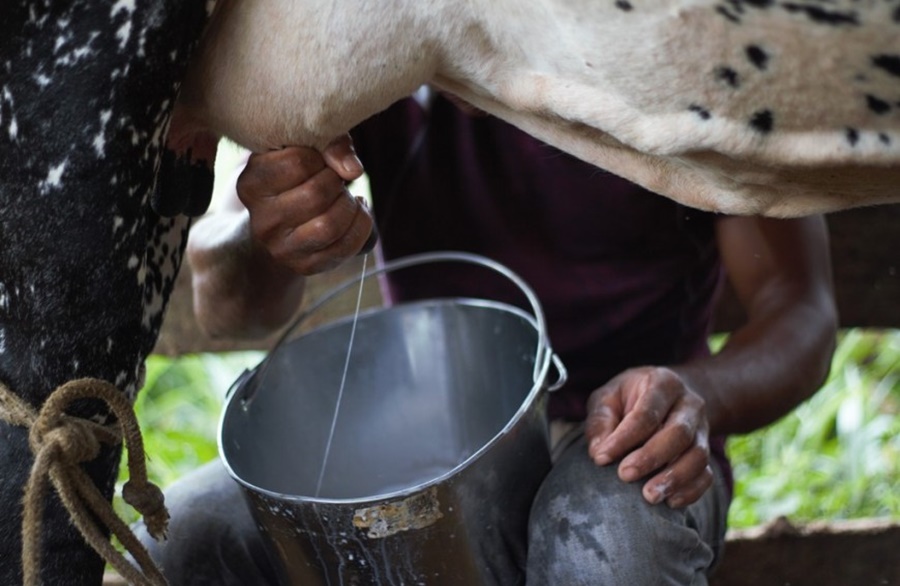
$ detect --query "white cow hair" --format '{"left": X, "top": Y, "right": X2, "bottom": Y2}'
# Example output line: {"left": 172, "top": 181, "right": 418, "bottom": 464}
{"left": 179, "top": 0, "right": 900, "bottom": 217}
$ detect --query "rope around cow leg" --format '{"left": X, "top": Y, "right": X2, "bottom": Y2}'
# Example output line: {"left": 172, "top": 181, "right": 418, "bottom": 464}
{"left": 0, "top": 377, "right": 170, "bottom": 586}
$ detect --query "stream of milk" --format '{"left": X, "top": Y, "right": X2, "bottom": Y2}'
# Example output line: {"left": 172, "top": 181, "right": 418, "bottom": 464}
{"left": 314, "top": 253, "right": 369, "bottom": 497}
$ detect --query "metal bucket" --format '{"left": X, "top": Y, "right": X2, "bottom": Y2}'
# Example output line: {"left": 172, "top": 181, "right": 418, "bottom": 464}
{"left": 219, "top": 252, "right": 567, "bottom": 585}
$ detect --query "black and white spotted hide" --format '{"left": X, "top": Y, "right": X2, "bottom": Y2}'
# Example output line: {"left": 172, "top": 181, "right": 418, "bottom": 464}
{"left": 0, "top": 1, "right": 212, "bottom": 584}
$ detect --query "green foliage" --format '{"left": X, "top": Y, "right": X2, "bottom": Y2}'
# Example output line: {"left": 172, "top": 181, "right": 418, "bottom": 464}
{"left": 116, "top": 331, "right": 900, "bottom": 529}
{"left": 726, "top": 328, "right": 900, "bottom": 528}
{"left": 113, "top": 351, "right": 263, "bottom": 524}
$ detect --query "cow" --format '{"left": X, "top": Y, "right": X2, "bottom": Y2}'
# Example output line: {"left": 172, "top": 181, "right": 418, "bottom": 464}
{"left": 177, "top": 0, "right": 900, "bottom": 217}
{"left": 0, "top": 1, "right": 213, "bottom": 584}
{"left": 1, "top": 0, "right": 898, "bottom": 584}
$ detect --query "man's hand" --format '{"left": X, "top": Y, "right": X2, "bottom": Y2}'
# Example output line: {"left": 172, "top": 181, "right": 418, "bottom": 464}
{"left": 584, "top": 367, "right": 713, "bottom": 509}
{"left": 236, "top": 135, "right": 376, "bottom": 275}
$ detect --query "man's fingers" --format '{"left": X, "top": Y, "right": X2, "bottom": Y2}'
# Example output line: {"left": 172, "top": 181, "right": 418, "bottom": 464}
{"left": 583, "top": 366, "right": 713, "bottom": 509}
{"left": 322, "top": 135, "right": 365, "bottom": 182}
{"left": 246, "top": 167, "right": 347, "bottom": 243}
{"left": 266, "top": 189, "right": 356, "bottom": 258}
{"left": 238, "top": 147, "right": 327, "bottom": 201}
{"left": 277, "top": 198, "right": 375, "bottom": 274}
{"left": 585, "top": 385, "right": 623, "bottom": 465}
{"left": 588, "top": 383, "right": 675, "bottom": 466}
{"left": 640, "top": 444, "right": 712, "bottom": 507}
{"left": 664, "top": 466, "right": 714, "bottom": 509}
{"left": 617, "top": 405, "right": 704, "bottom": 481}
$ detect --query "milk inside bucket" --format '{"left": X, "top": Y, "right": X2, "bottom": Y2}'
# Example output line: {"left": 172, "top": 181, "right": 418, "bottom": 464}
{"left": 219, "top": 251, "right": 567, "bottom": 585}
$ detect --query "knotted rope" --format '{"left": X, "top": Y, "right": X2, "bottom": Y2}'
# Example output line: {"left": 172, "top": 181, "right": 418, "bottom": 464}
{"left": 0, "top": 377, "right": 169, "bottom": 586}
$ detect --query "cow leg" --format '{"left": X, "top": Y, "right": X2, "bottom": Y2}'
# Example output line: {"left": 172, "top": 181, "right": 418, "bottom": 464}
{"left": 0, "top": 1, "right": 211, "bottom": 584}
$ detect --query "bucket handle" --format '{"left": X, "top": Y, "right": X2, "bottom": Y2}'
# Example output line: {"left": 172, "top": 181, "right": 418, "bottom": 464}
{"left": 547, "top": 353, "right": 567, "bottom": 392}
{"left": 233, "top": 251, "right": 567, "bottom": 403}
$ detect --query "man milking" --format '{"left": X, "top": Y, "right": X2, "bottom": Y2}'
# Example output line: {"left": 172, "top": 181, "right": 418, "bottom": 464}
{"left": 136, "top": 90, "right": 837, "bottom": 584}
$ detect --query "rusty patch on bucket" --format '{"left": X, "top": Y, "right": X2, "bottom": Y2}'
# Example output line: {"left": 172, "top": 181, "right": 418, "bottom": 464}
{"left": 353, "top": 486, "right": 444, "bottom": 538}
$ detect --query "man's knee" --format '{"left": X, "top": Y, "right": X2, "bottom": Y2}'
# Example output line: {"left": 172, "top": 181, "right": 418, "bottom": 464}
{"left": 132, "top": 460, "right": 279, "bottom": 586}
{"left": 526, "top": 437, "right": 716, "bottom": 586}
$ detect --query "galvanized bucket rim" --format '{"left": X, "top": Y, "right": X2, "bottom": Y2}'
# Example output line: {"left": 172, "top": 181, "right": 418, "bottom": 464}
{"left": 218, "top": 251, "right": 567, "bottom": 505}
{"left": 219, "top": 297, "right": 555, "bottom": 505}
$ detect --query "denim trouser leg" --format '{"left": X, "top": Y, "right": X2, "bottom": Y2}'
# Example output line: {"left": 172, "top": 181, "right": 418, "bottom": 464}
{"left": 135, "top": 436, "right": 728, "bottom": 586}
{"left": 133, "top": 459, "right": 282, "bottom": 586}
{"left": 527, "top": 435, "right": 729, "bottom": 586}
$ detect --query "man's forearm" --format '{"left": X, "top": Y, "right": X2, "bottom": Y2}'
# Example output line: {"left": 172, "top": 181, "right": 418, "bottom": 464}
{"left": 188, "top": 211, "right": 307, "bottom": 339}
{"left": 677, "top": 291, "right": 837, "bottom": 436}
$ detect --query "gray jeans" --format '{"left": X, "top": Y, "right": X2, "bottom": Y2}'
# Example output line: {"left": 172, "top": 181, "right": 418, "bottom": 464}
{"left": 134, "top": 434, "right": 729, "bottom": 585}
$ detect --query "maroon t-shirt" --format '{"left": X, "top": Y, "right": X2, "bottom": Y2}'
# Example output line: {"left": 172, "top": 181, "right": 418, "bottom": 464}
{"left": 351, "top": 94, "right": 731, "bottom": 492}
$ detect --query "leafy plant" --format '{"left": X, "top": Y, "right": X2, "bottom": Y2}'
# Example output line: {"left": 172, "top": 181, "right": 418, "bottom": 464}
{"left": 113, "top": 351, "right": 263, "bottom": 525}
{"left": 726, "top": 328, "right": 900, "bottom": 527}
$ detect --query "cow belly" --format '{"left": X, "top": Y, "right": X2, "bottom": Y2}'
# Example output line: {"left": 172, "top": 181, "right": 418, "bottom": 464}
{"left": 179, "top": 0, "right": 900, "bottom": 215}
